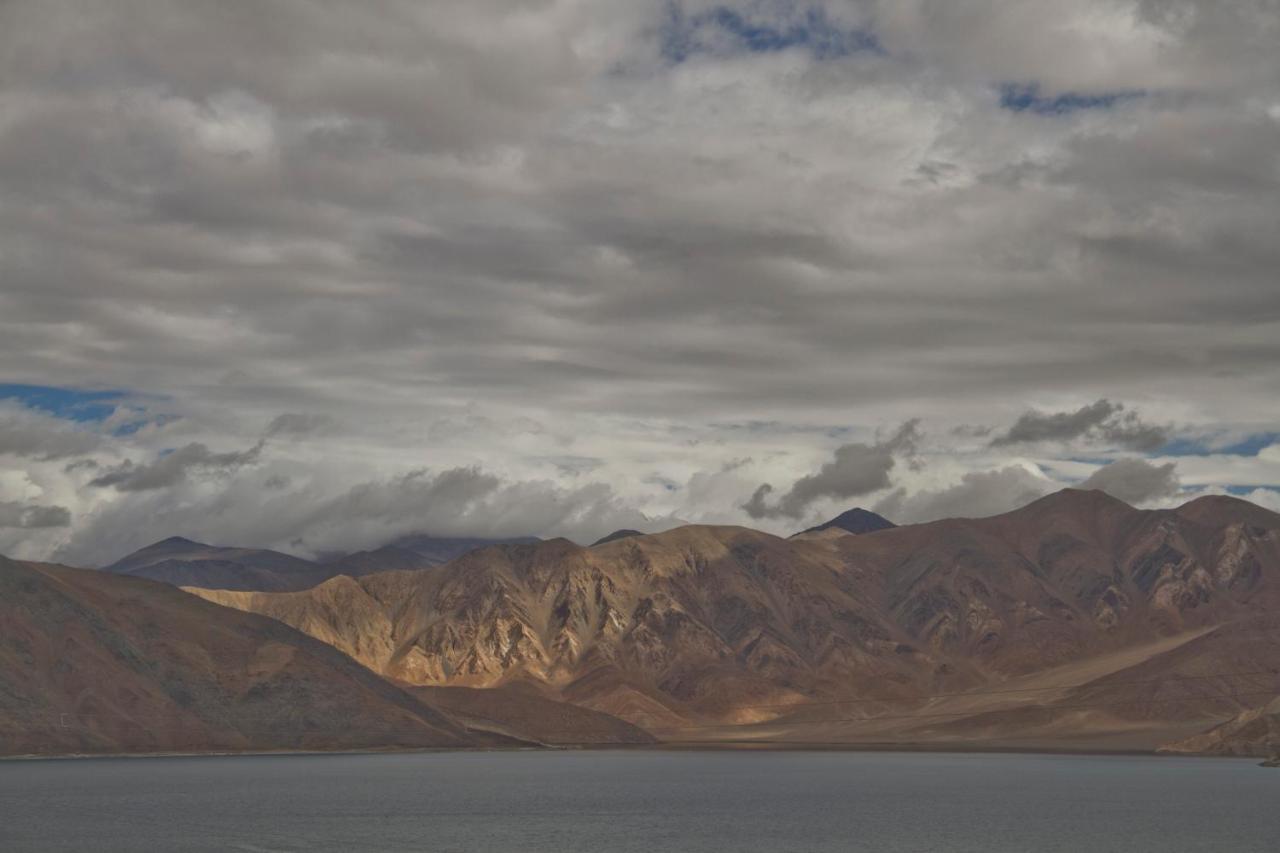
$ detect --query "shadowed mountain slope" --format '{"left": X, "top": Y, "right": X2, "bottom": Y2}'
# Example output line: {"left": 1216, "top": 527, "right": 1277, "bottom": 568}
{"left": 409, "top": 682, "right": 657, "bottom": 746}
{"left": 0, "top": 557, "right": 513, "bottom": 756}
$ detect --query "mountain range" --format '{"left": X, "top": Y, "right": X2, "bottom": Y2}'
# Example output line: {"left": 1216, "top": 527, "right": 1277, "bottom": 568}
{"left": 5, "top": 489, "right": 1280, "bottom": 758}
{"left": 100, "top": 533, "right": 539, "bottom": 592}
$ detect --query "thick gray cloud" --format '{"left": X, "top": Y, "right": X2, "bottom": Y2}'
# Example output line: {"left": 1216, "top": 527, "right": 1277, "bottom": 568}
{"left": 2, "top": 2, "right": 1278, "bottom": 426}
{"left": 0, "top": 2, "right": 1278, "bottom": 558}
{"left": 744, "top": 420, "right": 919, "bottom": 519}
{"left": 90, "top": 442, "right": 264, "bottom": 492}
{"left": 1079, "top": 457, "right": 1181, "bottom": 505}
{"left": 0, "top": 408, "right": 102, "bottom": 460}
{"left": 265, "top": 413, "right": 336, "bottom": 438}
{"left": 0, "top": 501, "right": 72, "bottom": 529}
{"left": 874, "top": 466, "right": 1052, "bottom": 524}
{"left": 990, "top": 400, "right": 1168, "bottom": 451}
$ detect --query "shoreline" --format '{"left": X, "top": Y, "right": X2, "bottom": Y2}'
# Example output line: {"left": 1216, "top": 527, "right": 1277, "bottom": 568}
{"left": 1, "top": 741, "right": 1263, "bottom": 763}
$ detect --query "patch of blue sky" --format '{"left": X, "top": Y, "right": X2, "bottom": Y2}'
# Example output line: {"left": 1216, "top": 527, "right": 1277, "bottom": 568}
{"left": 1065, "top": 456, "right": 1118, "bottom": 467}
{"left": 0, "top": 383, "right": 124, "bottom": 423}
{"left": 998, "top": 83, "right": 1144, "bottom": 115}
{"left": 661, "top": 3, "right": 881, "bottom": 63}
{"left": 112, "top": 413, "right": 182, "bottom": 437}
{"left": 1160, "top": 432, "right": 1280, "bottom": 458}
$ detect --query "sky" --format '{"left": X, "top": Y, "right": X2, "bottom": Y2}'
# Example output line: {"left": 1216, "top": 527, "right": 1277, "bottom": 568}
{"left": 2, "top": 1, "right": 1279, "bottom": 564}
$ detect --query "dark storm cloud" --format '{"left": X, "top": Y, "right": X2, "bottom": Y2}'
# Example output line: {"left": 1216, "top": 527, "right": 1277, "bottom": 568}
{"left": 90, "top": 441, "right": 264, "bottom": 492}
{"left": 990, "top": 400, "right": 1168, "bottom": 451}
{"left": 744, "top": 420, "right": 920, "bottom": 519}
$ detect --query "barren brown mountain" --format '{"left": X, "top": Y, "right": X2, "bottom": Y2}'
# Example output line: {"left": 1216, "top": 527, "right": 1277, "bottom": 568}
{"left": 0, "top": 556, "right": 522, "bottom": 756}
{"left": 188, "top": 490, "right": 1280, "bottom": 752}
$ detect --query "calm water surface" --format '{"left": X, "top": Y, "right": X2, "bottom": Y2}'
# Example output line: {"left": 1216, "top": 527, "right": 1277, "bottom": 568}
{"left": 1, "top": 750, "right": 1277, "bottom": 852}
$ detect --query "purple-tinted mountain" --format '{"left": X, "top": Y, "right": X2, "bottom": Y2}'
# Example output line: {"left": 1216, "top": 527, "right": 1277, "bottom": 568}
{"left": 102, "top": 536, "right": 330, "bottom": 592}
{"left": 796, "top": 507, "right": 896, "bottom": 537}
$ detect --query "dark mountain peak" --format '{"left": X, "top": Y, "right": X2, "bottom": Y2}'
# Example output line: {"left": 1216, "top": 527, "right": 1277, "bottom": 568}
{"left": 147, "top": 535, "right": 209, "bottom": 551}
{"left": 591, "top": 529, "right": 644, "bottom": 547}
{"left": 797, "top": 507, "right": 896, "bottom": 537}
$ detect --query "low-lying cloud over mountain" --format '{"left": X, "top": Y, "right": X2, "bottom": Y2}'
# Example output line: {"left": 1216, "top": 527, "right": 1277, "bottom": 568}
{"left": 2, "top": 2, "right": 1279, "bottom": 558}
{"left": 743, "top": 421, "right": 919, "bottom": 519}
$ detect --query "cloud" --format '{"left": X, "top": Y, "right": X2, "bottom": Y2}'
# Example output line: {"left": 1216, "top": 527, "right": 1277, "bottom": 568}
{"left": 989, "top": 400, "right": 1168, "bottom": 451}
{"left": 265, "top": 412, "right": 335, "bottom": 438}
{"left": 1078, "top": 457, "right": 1181, "bottom": 505}
{"left": 1236, "top": 487, "right": 1280, "bottom": 513}
{"left": 0, "top": 3, "right": 1278, "bottom": 559}
{"left": 56, "top": 463, "right": 678, "bottom": 565}
{"left": 279, "top": 466, "right": 678, "bottom": 555}
{"left": 874, "top": 465, "right": 1052, "bottom": 524}
{"left": 89, "top": 441, "right": 264, "bottom": 492}
{"left": 743, "top": 420, "right": 920, "bottom": 519}
{"left": 2, "top": 3, "right": 1277, "bottom": 430}
{"left": 0, "top": 501, "right": 72, "bottom": 529}
{"left": 0, "top": 405, "right": 102, "bottom": 460}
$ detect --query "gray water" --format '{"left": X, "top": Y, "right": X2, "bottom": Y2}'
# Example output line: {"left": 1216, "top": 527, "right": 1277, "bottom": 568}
{"left": 1, "top": 751, "right": 1278, "bottom": 852}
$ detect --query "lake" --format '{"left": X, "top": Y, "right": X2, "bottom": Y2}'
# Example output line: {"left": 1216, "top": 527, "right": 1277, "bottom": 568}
{"left": 1, "top": 750, "right": 1277, "bottom": 852}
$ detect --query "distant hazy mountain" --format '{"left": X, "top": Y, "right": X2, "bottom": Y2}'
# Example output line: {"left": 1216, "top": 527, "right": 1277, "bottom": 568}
{"left": 103, "top": 533, "right": 543, "bottom": 592}
{"left": 384, "top": 532, "right": 535, "bottom": 563}
{"left": 102, "top": 536, "right": 330, "bottom": 592}
{"left": 322, "top": 545, "right": 428, "bottom": 576}
{"left": 191, "top": 490, "right": 1280, "bottom": 752}
{"left": 326, "top": 534, "right": 541, "bottom": 577}
{"left": 795, "top": 507, "right": 896, "bottom": 537}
